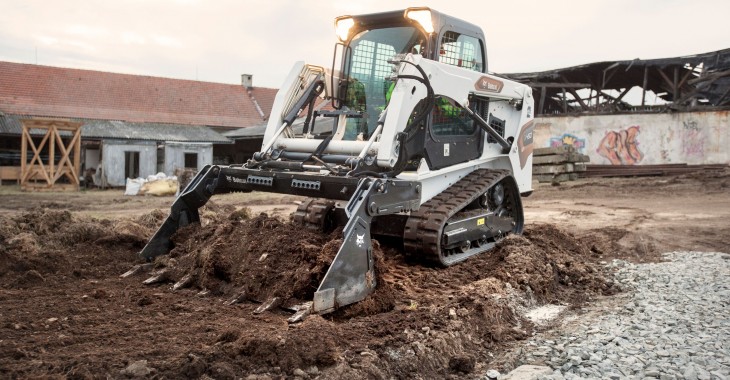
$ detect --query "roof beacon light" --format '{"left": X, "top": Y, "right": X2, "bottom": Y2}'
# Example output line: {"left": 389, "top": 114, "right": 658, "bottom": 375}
{"left": 405, "top": 8, "right": 434, "bottom": 34}
{"left": 335, "top": 17, "right": 355, "bottom": 42}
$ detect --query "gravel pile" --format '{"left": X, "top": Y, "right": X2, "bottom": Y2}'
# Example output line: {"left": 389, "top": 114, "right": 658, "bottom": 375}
{"left": 504, "top": 251, "right": 730, "bottom": 380}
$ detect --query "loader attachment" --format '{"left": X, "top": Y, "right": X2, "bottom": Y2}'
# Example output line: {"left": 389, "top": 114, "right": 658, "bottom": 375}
{"left": 140, "top": 165, "right": 223, "bottom": 261}
{"left": 138, "top": 163, "right": 421, "bottom": 314}
{"left": 313, "top": 178, "right": 421, "bottom": 312}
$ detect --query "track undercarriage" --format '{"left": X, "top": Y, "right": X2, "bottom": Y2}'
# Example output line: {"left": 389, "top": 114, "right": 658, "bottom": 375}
{"left": 294, "top": 169, "right": 524, "bottom": 267}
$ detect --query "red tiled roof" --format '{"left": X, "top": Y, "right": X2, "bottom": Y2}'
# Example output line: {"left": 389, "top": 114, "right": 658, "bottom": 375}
{"left": 0, "top": 61, "right": 278, "bottom": 129}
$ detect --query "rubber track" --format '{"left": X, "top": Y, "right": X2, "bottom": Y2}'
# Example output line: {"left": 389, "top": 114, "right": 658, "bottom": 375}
{"left": 292, "top": 198, "right": 335, "bottom": 231}
{"left": 403, "top": 169, "right": 511, "bottom": 266}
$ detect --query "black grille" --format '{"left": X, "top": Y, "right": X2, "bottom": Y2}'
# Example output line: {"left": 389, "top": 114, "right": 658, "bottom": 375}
{"left": 487, "top": 114, "right": 505, "bottom": 144}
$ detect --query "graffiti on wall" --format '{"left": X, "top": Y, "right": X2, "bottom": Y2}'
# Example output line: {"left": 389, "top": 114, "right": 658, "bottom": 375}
{"left": 597, "top": 126, "right": 643, "bottom": 165}
{"left": 550, "top": 133, "right": 586, "bottom": 152}
{"left": 681, "top": 120, "right": 706, "bottom": 158}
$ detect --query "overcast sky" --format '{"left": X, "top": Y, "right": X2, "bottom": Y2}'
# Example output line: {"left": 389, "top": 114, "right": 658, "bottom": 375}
{"left": 1, "top": 0, "right": 728, "bottom": 89}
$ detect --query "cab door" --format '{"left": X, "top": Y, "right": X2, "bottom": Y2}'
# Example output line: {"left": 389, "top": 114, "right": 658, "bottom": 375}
{"left": 423, "top": 31, "right": 487, "bottom": 170}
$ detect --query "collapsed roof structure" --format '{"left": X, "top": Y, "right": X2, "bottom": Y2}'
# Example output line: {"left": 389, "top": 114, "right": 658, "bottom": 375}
{"left": 502, "top": 48, "right": 730, "bottom": 116}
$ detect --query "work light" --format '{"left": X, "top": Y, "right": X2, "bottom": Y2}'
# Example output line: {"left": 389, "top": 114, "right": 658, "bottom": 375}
{"left": 405, "top": 8, "right": 434, "bottom": 34}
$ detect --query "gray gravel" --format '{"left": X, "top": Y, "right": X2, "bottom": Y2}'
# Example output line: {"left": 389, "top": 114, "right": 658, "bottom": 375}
{"left": 503, "top": 251, "right": 730, "bottom": 380}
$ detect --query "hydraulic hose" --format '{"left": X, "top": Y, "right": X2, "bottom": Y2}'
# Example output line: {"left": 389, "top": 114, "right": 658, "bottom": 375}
{"left": 382, "top": 59, "right": 435, "bottom": 178}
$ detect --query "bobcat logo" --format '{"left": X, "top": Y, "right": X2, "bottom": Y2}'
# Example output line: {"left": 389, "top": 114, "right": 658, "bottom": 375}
{"left": 356, "top": 234, "right": 365, "bottom": 248}
{"left": 474, "top": 76, "right": 504, "bottom": 93}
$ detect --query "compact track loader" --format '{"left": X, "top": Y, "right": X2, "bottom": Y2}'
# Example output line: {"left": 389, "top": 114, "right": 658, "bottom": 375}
{"left": 140, "top": 7, "right": 535, "bottom": 315}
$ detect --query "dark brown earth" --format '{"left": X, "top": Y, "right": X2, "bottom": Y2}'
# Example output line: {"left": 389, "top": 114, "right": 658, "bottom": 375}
{"left": 0, "top": 168, "right": 728, "bottom": 379}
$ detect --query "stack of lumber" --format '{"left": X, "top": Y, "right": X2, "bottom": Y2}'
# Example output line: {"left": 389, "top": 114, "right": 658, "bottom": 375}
{"left": 532, "top": 146, "right": 590, "bottom": 183}
{"left": 582, "top": 164, "right": 727, "bottom": 178}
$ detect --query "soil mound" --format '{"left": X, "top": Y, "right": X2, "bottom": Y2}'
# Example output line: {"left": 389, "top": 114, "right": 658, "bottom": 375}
{"left": 149, "top": 209, "right": 615, "bottom": 314}
{"left": 0, "top": 206, "right": 617, "bottom": 378}
{"left": 138, "top": 212, "right": 617, "bottom": 377}
{"left": 159, "top": 212, "right": 336, "bottom": 302}
{"left": 0, "top": 208, "right": 157, "bottom": 287}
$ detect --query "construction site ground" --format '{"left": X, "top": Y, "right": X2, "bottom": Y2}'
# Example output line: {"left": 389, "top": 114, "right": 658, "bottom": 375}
{"left": 1, "top": 168, "right": 728, "bottom": 379}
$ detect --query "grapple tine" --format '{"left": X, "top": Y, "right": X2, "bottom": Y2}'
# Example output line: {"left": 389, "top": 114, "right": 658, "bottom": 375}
{"left": 225, "top": 289, "right": 248, "bottom": 305}
{"left": 254, "top": 297, "right": 282, "bottom": 314}
{"left": 172, "top": 273, "right": 194, "bottom": 291}
{"left": 120, "top": 263, "right": 153, "bottom": 278}
{"left": 139, "top": 165, "right": 224, "bottom": 261}
{"left": 312, "top": 178, "right": 421, "bottom": 314}
{"left": 288, "top": 302, "right": 313, "bottom": 323}
{"left": 142, "top": 268, "right": 170, "bottom": 285}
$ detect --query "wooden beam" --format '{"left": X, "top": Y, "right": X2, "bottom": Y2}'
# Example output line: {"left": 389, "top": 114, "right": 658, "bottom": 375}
{"left": 561, "top": 88, "right": 567, "bottom": 113}
{"left": 657, "top": 67, "right": 674, "bottom": 90}
{"left": 614, "top": 87, "right": 632, "bottom": 103}
{"left": 678, "top": 64, "right": 697, "bottom": 89}
{"left": 673, "top": 66, "right": 679, "bottom": 101}
{"left": 642, "top": 66, "right": 648, "bottom": 106}
{"left": 52, "top": 127, "right": 81, "bottom": 184}
{"left": 21, "top": 126, "right": 51, "bottom": 183}
{"left": 567, "top": 88, "right": 589, "bottom": 110}
{"left": 20, "top": 119, "right": 82, "bottom": 190}
{"left": 49, "top": 125, "right": 55, "bottom": 185}
{"left": 526, "top": 82, "right": 591, "bottom": 88}
{"left": 74, "top": 127, "right": 81, "bottom": 184}
{"left": 20, "top": 125, "right": 27, "bottom": 184}
{"left": 687, "top": 68, "right": 730, "bottom": 85}
{"left": 538, "top": 86, "right": 546, "bottom": 115}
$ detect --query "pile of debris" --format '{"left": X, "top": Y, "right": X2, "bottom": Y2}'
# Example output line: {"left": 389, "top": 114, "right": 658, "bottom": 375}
{"left": 532, "top": 146, "right": 589, "bottom": 183}
{"left": 124, "top": 172, "right": 179, "bottom": 196}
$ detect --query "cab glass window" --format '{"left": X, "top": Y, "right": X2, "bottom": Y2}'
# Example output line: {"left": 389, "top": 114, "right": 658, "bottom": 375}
{"left": 344, "top": 26, "right": 426, "bottom": 139}
{"left": 431, "top": 96, "right": 477, "bottom": 137}
{"left": 438, "top": 32, "right": 484, "bottom": 72}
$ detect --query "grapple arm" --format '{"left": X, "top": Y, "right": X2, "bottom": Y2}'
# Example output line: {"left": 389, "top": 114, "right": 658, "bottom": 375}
{"left": 139, "top": 165, "right": 228, "bottom": 261}
{"left": 313, "top": 177, "right": 421, "bottom": 313}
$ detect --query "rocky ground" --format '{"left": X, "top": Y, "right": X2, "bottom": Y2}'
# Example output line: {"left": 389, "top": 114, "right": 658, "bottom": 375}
{"left": 495, "top": 251, "right": 730, "bottom": 380}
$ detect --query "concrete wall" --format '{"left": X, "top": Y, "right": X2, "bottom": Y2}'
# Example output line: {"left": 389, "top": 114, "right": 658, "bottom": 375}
{"left": 102, "top": 140, "right": 157, "bottom": 187}
{"left": 164, "top": 142, "right": 213, "bottom": 174}
{"left": 534, "top": 111, "right": 730, "bottom": 165}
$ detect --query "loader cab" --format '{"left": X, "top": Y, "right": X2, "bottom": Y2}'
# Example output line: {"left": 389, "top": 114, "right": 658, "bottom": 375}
{"left": 334, "top": 8, "right": 491, "bottom": 170}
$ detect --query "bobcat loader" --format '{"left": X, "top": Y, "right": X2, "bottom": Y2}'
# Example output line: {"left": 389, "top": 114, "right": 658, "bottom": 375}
{"left": 139, "top": 7, "right": 535, "bottom": 316}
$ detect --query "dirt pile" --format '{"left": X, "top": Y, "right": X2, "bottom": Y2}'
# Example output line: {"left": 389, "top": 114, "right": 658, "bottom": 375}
{"left": 154, "top": 212, "right": 337, "bottom": 303}
{"left": 136, "top": 208, "right": 617, "bottom": 378}
{"left": 0, "top": 207, "right": 162, "bottom": 287}
{"left": 0, "top": 205, "right": 619, "bottom": 379}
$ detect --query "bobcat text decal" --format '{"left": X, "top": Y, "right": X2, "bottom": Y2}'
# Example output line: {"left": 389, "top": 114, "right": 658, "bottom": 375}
{"left": 474, "top": 76, "right": 504, "bottom": 93}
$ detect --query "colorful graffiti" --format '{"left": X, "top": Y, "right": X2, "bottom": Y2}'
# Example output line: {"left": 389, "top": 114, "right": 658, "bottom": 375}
{"left": 550, "top": 133, "right": 586, "bottom": 152}
{"left": 681, "top": 120, "right": 706, "bottom": 158}
{"left": 597, "top": 126, "right": 643, "bottom": 165}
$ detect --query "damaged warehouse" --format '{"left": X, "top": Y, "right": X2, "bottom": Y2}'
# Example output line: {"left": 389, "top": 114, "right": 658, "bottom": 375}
{"left": 503, "top": 48, "right": 730, "bottom": 115}
{"left": 502, "top": 48, "right": 730, "bottom": 167}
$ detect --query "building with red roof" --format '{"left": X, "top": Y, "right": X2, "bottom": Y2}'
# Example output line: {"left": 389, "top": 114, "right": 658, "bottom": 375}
{"left": 0, "top": 61, "right": 277, "bottom": 186}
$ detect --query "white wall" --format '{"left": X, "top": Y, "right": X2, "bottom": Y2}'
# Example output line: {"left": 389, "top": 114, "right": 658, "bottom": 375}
{"left": 101, "top": 140, "right": 157, "bottom": 186}
{"left": 163, "top": 142, "right": 213, "bottom": 175}
{"left": 534, "top": 111, "right": 730, "bottom": 165}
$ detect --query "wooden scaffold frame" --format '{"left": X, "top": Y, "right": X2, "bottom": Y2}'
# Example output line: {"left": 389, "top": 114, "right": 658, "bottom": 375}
{"left": 20, "top": 119, "right": 83, "bottom": 191}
